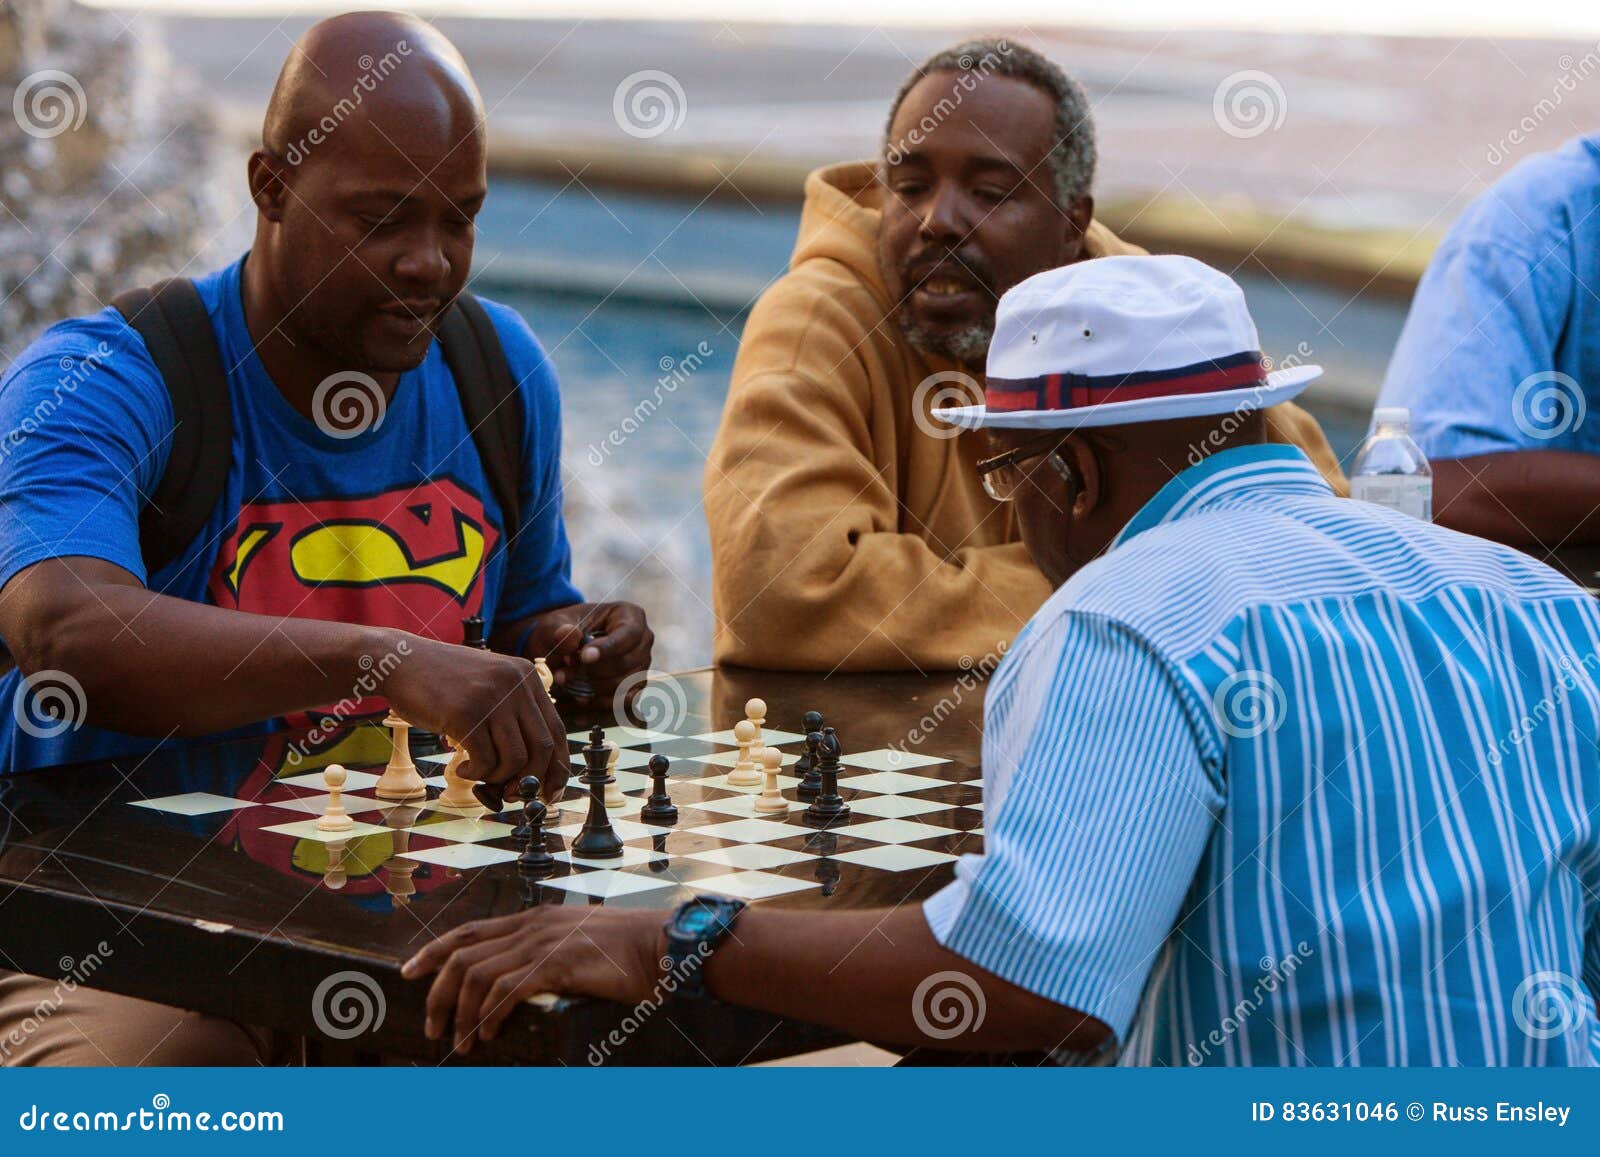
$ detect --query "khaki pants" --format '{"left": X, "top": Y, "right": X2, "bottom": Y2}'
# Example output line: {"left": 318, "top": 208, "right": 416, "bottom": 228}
{"left": 0, "top": 971, "right": 281, "bottom": 1066}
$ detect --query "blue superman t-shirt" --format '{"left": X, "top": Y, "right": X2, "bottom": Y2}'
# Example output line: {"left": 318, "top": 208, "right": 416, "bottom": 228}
{"left": 0, "top": 255, "right": 581, "bottom": 772}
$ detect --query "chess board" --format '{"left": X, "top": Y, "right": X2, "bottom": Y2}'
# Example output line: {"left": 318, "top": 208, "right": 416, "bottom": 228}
{"left": 124, "top": 721, "right": 985, "bottom": 910}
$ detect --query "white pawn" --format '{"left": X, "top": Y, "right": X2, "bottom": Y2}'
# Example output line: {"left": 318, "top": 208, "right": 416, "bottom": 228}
{"left": 727, "top": 719, "right": 762, "bottom": 787}
{"left": 604, "top": 742, "right": 626, "bottom": 808}
{"left": 533, "top": 657, "right": 554, "bottom": 697}
{"left": 744, "top": 698, "right": 767, "bottom": 749}
{"left": 754, "top": 747, "right": 786, "bottom": 813}
{"left": 318, "top": 763, "right": 355, "bottom": 832}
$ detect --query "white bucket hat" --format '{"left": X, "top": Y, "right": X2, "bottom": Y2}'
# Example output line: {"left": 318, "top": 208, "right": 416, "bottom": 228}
{"left": 936, "top": 254, "right": 1321, "bottom": 431}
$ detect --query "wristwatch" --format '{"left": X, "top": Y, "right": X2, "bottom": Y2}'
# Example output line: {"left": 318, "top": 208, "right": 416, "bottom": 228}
{"left": 661, "top": 896, "right": 747, "bottom": 999}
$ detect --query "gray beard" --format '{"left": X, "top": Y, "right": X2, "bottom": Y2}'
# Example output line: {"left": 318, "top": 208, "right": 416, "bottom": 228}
{"left": 897, "top": 313, "right": 995, "bottom": 367}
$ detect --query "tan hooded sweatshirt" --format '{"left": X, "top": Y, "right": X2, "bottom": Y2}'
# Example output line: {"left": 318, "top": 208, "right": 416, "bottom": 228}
{"left": 704, "top": 161, "right": 1348, "bottom": 671}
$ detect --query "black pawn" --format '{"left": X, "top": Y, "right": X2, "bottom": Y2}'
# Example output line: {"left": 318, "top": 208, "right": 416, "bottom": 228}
{"left": 640, "top": 754, "right": 678, "bottom": 825}
{"left": 803, "top": 726, "right": 850, "bottom": 826}
{"left": 572, "top": 727, "right": 623, "bottom": 858}
{"left": 517, "top": 776, "right": 554, "bottom": 873}
{"left": 462, "top": 615, "right": 489, "bottom": 649}
{"left": 794, "top": 712, "right": 825, "bottom": 801}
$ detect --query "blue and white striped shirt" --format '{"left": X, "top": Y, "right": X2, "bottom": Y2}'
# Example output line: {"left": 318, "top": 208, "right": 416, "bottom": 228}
{"left": 925, "top": 443, "right": 1600, "bottom": 1066}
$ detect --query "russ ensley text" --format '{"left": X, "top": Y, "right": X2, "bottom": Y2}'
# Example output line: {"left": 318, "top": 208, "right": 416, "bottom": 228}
{"left": 1251, "top": 1101, "right": 1572, "bottom": 1127}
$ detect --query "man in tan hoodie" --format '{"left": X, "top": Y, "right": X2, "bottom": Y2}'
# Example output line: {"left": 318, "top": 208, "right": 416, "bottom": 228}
{"left": 705, "top": 38, "right": 1346, "bottom": 671}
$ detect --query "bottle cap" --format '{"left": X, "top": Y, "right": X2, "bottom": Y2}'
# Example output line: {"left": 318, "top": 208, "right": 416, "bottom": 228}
{"left": 1373, "top": 406, "right": 1410, "bottom": 427}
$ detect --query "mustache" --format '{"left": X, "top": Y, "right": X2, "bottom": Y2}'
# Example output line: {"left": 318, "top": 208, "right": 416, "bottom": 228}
{"left": 900, "top": 248, "right": 997, "bottom": 293}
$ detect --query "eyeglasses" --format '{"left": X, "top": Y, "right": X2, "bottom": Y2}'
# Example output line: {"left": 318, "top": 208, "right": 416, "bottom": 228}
{"left": 976, "top": 435, "right": 1077, "bottom": 503}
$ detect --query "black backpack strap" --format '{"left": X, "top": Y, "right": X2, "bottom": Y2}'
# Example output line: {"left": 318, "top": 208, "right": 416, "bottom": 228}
{"left": 111, "top": 279, "right": 233, "bottom": 578}
{"left": 438, "top": 292, "right": 524, "bottom": 539}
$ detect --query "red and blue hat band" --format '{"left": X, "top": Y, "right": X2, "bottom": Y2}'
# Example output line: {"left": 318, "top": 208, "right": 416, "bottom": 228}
{"left": 985, "top": 350, "right": 1267, "bottom": 413}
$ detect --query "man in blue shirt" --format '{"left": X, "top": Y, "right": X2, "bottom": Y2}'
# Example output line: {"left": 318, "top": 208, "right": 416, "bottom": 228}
{"left": 1380, "top": 134, "right": 1600, "bottom": 548}
{"left": 409, "top": 257, "right": 1600, "bottom": 1067}
{"left": 0, "top": 13, "right": 650, "bottom": 1063}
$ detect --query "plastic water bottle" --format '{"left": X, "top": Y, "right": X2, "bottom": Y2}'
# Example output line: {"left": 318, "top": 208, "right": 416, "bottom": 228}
{"left": 1350, "top": 407, "right": 1432, "bottom": 521}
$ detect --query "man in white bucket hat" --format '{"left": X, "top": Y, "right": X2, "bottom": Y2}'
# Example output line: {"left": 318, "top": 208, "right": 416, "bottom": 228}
{"left": 405, "top": 257, "right": 1600, "bottom": 1066}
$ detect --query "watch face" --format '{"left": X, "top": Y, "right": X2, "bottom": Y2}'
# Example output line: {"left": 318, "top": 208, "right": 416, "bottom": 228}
{"left": 680, "top": 907, "right": 718, "bottom": 936}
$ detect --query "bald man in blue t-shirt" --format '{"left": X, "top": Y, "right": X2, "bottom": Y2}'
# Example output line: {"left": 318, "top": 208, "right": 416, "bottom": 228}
{"left": 0, "top": 13, "right": 651, "bottom": 1064}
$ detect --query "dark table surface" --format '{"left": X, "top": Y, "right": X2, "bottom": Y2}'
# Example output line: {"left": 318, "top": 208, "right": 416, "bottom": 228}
{"left": 0, "top": 667, "right": 985, "bottom": 1065}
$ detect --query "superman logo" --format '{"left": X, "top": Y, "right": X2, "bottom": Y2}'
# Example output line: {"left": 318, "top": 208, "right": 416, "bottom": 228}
{"left": 208, "top": 476, "right": 499, "bottom": 640}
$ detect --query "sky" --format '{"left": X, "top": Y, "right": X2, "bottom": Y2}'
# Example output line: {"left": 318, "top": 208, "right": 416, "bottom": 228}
{"left": 78, "top": 0, "right": 1600, "bottom": 39}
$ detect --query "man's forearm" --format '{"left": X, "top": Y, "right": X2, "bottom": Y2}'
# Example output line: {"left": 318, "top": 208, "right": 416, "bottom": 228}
{"left": 1434, "top": 452, "right": 1600, "bottom": 547}
{"left": 6, "top": 557, "right": 397, "bottom": 737}
{"left": 701, "top": 905, "right": 1107, "bottom": 1053}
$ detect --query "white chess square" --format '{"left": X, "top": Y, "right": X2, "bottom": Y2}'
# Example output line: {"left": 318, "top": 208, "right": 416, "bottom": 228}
{"left": 277, "top": 769, "right": 383, "bottom": 792}
{"left": 540, "top": 870, "right": 680, "bottom": 898}
{"left": 400, "top": 843, "right": 521, "bottom": 869}
{"left": 837, "top": 818, "right": 959, "bottom": 844}
{"left": 566, "top": 726, "right": 680, "bottom": 747}
{"left": 834, "top": 844, "right": 957, "bottom": 871}
{"left": 965, "top": 800, "right": 985, "bottom": 812}
{"left": 691, "top": 748, "right": 801, "bottom": 769}
{"left": 553, "top": 844, "right": 670, "bottom": 870}
{"left": 412, "top": 817, "right": 516, "bottom": 844}
{"left": 689, "top": 728, "right": 808, "bottom": 747}
{"left": 685, "top": 818, "right": 802, "bottom": 844}
{"left": 846, "top": 795, "right": 950, "bottom": 820}
{"left": 689, "top": 794, "right": 805, "bottom": 818}
{"left": 685, "top": 844, "right": 814, "bottom": 871}
{"left": 262, "top": 793, "right": 388, "bottom": 818}
{"left": 686, "top": 871, "right": 820, "bottom": 900}
{"left": 839, "top": 771, "right": 952, "bottom": 795}
{"left": 840, "top": 749, "right": 952, "bottom": 772}
{"left": 131, "top": 792, "right": 259, "bottom": 817}
{"left": 260, "top": 817, "right": 391, "bottom": 842}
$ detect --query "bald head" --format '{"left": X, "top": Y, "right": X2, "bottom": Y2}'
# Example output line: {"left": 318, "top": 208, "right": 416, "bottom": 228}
{"left": 244, "top": 11, "right": 488, "bottom": 379}
{"left": 264, "top": 11, "right": 483, "bottom": 168}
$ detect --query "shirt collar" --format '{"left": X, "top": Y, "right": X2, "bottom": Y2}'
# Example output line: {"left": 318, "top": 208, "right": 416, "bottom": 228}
{"left": 1112, "top": 443, "right": 1332, "bottom": 549}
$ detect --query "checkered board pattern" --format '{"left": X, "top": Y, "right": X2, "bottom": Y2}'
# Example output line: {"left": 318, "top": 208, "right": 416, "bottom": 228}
{"left": 128, "top": 725, "right": 984, "bottom": 907}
